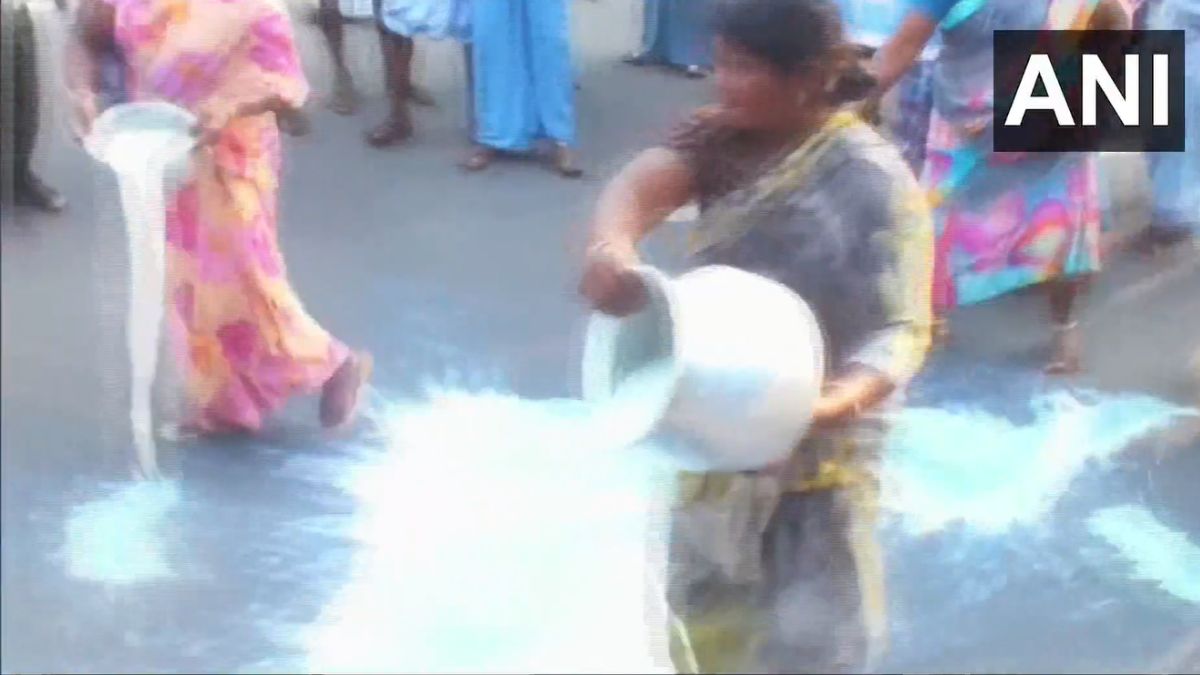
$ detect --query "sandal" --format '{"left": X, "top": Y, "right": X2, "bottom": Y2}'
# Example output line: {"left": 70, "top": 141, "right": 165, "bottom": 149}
{"left": 14, "top": 173, "right": 66, "bottom": 213}
{"left": 320, "top": 351, "right": 374, "bottom": 430}
{"left": 278, "top": 108, "right": 312, "bottom": 137}
{"left": 1131, "top": 225, "right": 1195, "bottom": 258}
{"left": 551, "top": 143, "right": 583, "bottom": 179}
{"left": 931, "top": 318, "right": 950, "bottom": 346}
{"left": 622, "top": 52, "right": 652, "bottom": 67}
{"left": 365, "top": 115, "right": 413, "bottom": 148}
{"left": 327, "top": 75, "right": 360, "bottom": 116}
{"left": 460, "top": 145, "right": 495, "bottom": 172}
{"left": 1045, "top": 321, "right": 1082, "bottom": 375}
{"left": 408, "top": 84, "right": 438, "bottom": 108}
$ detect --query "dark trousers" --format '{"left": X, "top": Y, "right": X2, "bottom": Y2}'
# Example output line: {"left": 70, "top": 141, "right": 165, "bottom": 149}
{"left": 0, "top": 3, "right": 42, "bottom": 204}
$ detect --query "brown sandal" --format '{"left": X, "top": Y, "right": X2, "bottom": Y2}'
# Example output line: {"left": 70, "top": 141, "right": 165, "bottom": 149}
{"left": 320, "top": 352, "right": 374, "bottom": 430}
{"left": 365, "top": 115, "right": 413, "bottom": 148}
{"left": 277, "top": 108, "right": 312, "bottom": 137}
{"left": 327, "top": 76, "right": 360, "bottom": 116}
{"left": 622, "top": 52, "right": 652, "bottom": 66}
{"left": 408, "top": 84, "right": 438, "bottom": 108}
{"left": 460, "top": 146, "right": 495, "bottom": 172}
{"left": 551, "top": 143, "right": 583, "bottom": 179}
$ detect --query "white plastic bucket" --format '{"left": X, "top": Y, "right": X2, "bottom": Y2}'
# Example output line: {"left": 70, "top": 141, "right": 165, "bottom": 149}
{"left": 85, "top": 101, "right": 197, "bottom": 192}
{"left": 582, "top": 265, "right": 826, "bottom": 472}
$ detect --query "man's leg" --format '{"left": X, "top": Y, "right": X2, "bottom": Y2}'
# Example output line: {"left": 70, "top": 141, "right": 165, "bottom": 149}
{"left": 319, "top": 0, "right": 360, "bottom": 114}
{"left": 365, "top": 17, "right": 415, "bottom": 147}
{"left": 528, "top": 0, "right": 581, "bottom": 177}
{"left": 11, "top": 5, "right": 64, "bottom": 213}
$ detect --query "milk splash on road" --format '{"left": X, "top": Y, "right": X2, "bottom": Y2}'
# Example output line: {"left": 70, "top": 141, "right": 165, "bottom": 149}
{"left": 276, "top": 386, "right": 680, "bottom": 674}
{"left": 272, "top": 380, "right": 1197, "bottom": 674}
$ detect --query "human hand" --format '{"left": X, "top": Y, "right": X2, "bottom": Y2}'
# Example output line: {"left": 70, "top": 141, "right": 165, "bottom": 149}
{"left": 811, "top": 386, "right": 855, "bottom": 427}
{"left": 692, "top": 104, "right": 736, "bottom": 127}
{"left": 854, "top": 94, "right": 883, "bottom": 125}
{"left": 578, "top": 239, "right": 647, "bottom": 317}
{"left": 810, "top": 369, "right": 891, "bottom": 427}
{"left": 961, "top": 117, "right": 990, "bottom": 138}
{"left": 191, "top": 107, "right": 230, "bottom": 147}
{"left": 69, "top": 90, "right": 99, "bottom": 144}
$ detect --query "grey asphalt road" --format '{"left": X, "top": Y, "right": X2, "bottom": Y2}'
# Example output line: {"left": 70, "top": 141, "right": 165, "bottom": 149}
{"left": 2, "top": 2, "right": 1198, "bottom": 673}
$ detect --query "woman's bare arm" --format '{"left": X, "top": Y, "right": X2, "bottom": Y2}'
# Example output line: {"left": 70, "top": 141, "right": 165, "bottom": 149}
{"left": 64, "top": 0, "right": 114, "bottom": 137}
{"left": 1089, "top": 0, "right": 1131, "bottom": 30}
{"left": 871, "top": 11, "right": 940, "bottom": 96}
{"left": 588, "top": 147, "right": 696, "bottom": 255}
{"left": 579, "top": 147, "right": 695, "bottom": 315}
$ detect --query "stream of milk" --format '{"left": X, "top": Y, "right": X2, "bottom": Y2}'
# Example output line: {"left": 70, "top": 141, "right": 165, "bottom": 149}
{"left": 91, "top": 121, "right": 194, "bottom": 481}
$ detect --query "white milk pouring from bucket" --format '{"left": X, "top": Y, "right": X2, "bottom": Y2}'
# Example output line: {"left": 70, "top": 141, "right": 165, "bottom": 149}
{"left": 583, "top": 265, "right": 826, "bottom": 471}
{"left": 86, "top": 102, "right": 198, "bottom": 480}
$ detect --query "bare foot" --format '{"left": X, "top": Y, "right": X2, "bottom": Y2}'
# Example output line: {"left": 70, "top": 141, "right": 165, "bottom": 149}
{"left": 1045, "top": 322, "right": 1082, "bottom": 375}
{"left": 320, "top": 352, "right": 374, "bottom": 430}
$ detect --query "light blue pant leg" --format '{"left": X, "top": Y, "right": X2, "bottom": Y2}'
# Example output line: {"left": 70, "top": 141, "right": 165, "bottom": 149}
{"left": 1145, "top": 0, "right": 1200, "bottom": 231}
{"left": 640, "top": 0, "right": 666, "bottom": 59}
{"left": 663, "top": 0, "right": 714, "bottom": 68}
{"left": 472, "top": 0, "right": 537, "bottom": 151}
{"left": 527, "top": 0, "right": 576, "bottom": 146}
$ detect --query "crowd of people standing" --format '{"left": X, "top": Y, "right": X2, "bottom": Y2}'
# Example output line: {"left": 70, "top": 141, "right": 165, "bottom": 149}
{"left": 295, "top": 0, "right": 582, "bottom": 175}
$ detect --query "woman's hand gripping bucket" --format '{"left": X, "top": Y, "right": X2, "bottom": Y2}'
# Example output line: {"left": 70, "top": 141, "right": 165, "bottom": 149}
{"left": 582, "top": 264, "right": 826, "bottom": 472}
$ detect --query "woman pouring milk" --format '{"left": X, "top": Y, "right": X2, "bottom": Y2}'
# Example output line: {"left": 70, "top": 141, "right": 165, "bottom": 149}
{"left": 579, "top": 0, "right": 933, "bottom": 671}
{"left": 68, "top": 0, "right": 372, "bottom": 435}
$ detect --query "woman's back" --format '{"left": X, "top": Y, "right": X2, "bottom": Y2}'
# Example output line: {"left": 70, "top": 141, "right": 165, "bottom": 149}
{"left": 933, "top": 0, "right": 1053, "bottom": 120}
{"left": 109, "top": 0, "right": 306, "bottom": 113}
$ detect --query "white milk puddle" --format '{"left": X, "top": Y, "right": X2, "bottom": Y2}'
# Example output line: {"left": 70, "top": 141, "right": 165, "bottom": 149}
{"left": 275, "top": 387, "right": 679, "bottom": 674}
{"left": 269, "top": 380, "right": 1197, "bottom": 672}
{"left": 63, "top": 480, "right": 182, "bottom": 585}
{"left": 89, "top": 110, "right": 195, "bottom": 481}
{"left": 882, "top": 389, "right": 1197, "bottom": 535}
{"left": 1087, "top": 505, "right": 1200, "bottom": 605}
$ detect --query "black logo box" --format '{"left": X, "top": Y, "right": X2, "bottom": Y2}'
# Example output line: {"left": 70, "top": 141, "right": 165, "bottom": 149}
{"left": 993, "top": 30, "right": 1186, "bottom": 153}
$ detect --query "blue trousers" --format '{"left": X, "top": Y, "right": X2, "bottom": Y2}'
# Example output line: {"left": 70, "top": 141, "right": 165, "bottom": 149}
{"left": 1146, "top": 0, "right": 1200, "bottom": 232}
{"left": 640, "top": 0, "right": 714, "bottom": 69}
{"left": 472, "top": 0, "right": 575, "bottom": 151}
